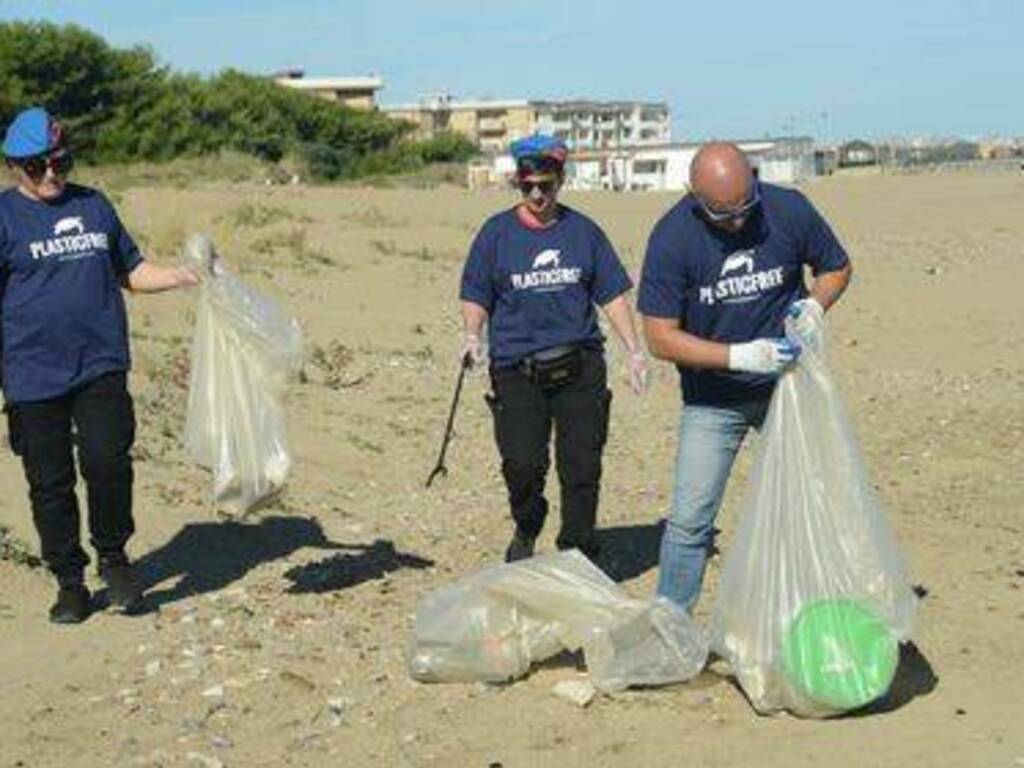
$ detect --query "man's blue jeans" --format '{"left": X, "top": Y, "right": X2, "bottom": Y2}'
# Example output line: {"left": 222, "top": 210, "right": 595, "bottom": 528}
{"left": 656, "top": 398, "right": 770, "bottom": 611}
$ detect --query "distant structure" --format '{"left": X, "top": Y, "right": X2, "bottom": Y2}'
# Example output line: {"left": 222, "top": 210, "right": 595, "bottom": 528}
{"left": 383, "top": 95, "right": 671, "bottom": 154}
{"left": 532, "top": 100, "right": 670, "bottom": 149}
{"left": 273, "top": 69, "right": 384, "bottom": 111}
{"left": 838, "top": 139, "right": 878, "bottom": 167}
{"left": 385, "top": 94, "right": 534, "bottom": 154}
{"left": 469, "top": 137, "right": 816, "bottom": 191}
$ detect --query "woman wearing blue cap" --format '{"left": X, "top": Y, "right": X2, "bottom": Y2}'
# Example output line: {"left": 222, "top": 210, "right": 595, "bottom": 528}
{"left": 459, "top": 134, "right": 647, "bottom": 562}
{"left": 0, "top": 107, "right": 199, "bottom": 623}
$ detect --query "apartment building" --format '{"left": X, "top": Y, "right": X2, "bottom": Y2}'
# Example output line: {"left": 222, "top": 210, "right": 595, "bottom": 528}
{"left": 384, "top": 95, "right": 670, "bottom": 153}
{"left": 385, "top": 95, "right": 535, "bottom": 153}
{"left": 273, "top": 70, "right": 384, "bottom": 111}
{"left": 532, "top": 100, "right": 671, "bottom": 149}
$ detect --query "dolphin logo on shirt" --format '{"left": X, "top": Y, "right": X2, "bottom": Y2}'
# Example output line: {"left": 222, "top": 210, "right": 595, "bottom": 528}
{"left": 720, "top": 249, "right": 755, "bottom": 277}
{"left": 511, "top": 248, "right": 581, "bottom": 291}
{"left": 700, "top": 247, "right": 784, "bottom": 305}
{"left": 53, "top": 216, "right": 85, "bottom": 237}
{"left": 532, "top": 249, "right": 561, "bottom": 270}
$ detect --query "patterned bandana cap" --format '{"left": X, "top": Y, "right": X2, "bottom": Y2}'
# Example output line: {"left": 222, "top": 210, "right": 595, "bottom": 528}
{"left": 511, "top": 134, "right": 568, "bottom": 178}
{"left": 3, "top": 107, "right": 64, "bottom": 159}
{"left": 510, "top": 133, "right": 568, "bottom": 163}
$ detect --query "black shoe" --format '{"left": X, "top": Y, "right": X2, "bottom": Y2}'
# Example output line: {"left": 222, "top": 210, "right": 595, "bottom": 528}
{"left": 504, "top": 531, "right": 536, "bottom": 563}
{"left": 99, "top": 560, "right": 144, "bottom": 610}
{"left": 49, "top": 584, "right": 92, "bottom": 624}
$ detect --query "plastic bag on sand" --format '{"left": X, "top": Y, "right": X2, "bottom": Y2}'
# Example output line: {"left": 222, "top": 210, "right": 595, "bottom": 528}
{"left": 183, "top": 234, "right": 303, "bottom": 512}
{"left": 408, "top": 550, "right": 707, "bottom": 693}
{"left": 710, "top": 316, "right": 918, "bottom": 718}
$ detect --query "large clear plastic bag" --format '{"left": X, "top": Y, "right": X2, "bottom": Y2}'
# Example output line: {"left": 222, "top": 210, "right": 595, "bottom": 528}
{"left": 183, "top": 234, "right": 303, "bottom": 513}
{"left": 409, "top": 550, "right": 707, "bottom": 693}
{"left": 710, "top": 316, "right": 917, "bottom": 717}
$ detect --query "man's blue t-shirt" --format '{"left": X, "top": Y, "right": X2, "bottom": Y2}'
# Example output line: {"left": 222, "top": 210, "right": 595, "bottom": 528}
{"left": 638, "top": 183, "right": 848, "bottom": 405}
{"left": 0, "top": 183, "right": 143, "bottom": 403}
{"left": 460, "top": 206, "right": 632, "bottom": 367}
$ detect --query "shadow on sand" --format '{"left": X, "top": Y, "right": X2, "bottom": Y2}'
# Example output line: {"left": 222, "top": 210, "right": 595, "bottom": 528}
{"left": 128, "top": 516, "right": 432, "bottom": 612}
{"left": 847, "top": 640, "right": 939, "bottom": 716}
{"left": 283, "top": 539, "right": 434, "bottom": 594}
{"left": 589, "top": 520, "right": 664, "bottom": 583}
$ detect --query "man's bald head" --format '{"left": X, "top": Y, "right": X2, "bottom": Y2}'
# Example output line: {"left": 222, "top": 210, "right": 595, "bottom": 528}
{"left": 689, "top": 142, "right": 757, "bottom": 231}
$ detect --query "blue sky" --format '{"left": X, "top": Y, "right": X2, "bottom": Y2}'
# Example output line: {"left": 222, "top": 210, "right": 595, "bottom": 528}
{"left": 1, "top": 0, "right": 1019, "bottom": 141}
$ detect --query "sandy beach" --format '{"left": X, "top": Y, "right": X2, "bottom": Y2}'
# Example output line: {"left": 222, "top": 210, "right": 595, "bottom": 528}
{"left": 1, "top": 170, "right": 1022, "bottom": 767}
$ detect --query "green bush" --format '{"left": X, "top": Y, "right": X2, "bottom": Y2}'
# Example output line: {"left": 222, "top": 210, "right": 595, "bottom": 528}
{"left": 0, "top": 21, "right": 477, "bottom": 181}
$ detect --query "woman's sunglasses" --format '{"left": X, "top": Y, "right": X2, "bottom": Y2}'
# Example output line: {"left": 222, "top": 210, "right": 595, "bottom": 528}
{"left": 519, "top": 178, "right": 557, "bottom": 195}
{"left": 16, "top": 151, "right": 74, "bottom": 181}
{"left": 696, "top": 182, "right": 761, "bottom": 222}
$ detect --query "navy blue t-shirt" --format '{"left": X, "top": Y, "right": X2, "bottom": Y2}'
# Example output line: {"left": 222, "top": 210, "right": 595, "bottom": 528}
{"left": 0, "top": 183, "right": 143, "bottom": 403}
{"left": 638, "top": 183, "right": 848, "bottom": 405}
{"left": 460, "top": 206, "right": 632, "bottom": 367}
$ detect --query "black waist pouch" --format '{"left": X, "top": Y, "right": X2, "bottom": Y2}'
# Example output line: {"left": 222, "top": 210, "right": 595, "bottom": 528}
{"left": 522, "top": 345, "right": 583, "bottom": 390}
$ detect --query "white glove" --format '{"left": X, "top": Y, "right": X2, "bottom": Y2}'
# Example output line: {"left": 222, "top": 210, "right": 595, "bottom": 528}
{"left": 460, "top": 332, "right": 487, "bottom": 369}
{"left": 627, "top": 349, "right": 649, "bottom": 395}
{"left": 728, "top": 338, "right": 801, "bottom": 375}
{"left": 787, "top": 297, "right": 825, "bottom": 347}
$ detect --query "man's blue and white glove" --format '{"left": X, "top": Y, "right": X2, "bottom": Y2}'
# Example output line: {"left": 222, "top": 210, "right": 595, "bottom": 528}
{"left": 728, "top": 338, "right": 801, "bottom": 374}
{"left": 786, "top": 297, "right": 825, "bottom": 347}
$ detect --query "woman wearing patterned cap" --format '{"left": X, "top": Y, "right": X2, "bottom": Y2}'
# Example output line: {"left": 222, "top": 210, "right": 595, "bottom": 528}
{"left": 459, "top": 133, "right": 648, "bottom": 563}
{"left": 0, "top": 107, "right": 199, "bottom": 623}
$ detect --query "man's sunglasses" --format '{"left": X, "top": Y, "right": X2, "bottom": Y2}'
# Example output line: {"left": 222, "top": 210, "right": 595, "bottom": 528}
{"left": 696, "top": 182, "right": 760, "bottom": 222}
{"left": 519, "top": 178, "right": 557, "bottom": 195}
{"left": 16, "top": 151, "right": 74, "bottom": 180}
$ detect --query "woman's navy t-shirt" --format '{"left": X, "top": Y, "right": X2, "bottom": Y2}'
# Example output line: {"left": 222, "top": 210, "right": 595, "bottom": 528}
{"left": 460, "top": 205, "right": 632, "bottom": 367}
{"left": 638, "top": 183, "right": 848, "bottom": 405}
{"left": 0, "top": 183, "right": 143, "bottom": 403}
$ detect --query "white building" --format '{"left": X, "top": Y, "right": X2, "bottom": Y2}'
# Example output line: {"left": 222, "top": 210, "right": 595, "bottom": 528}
{"left": 532, "top": 100, "right": 670, "bottom": 150}
{"left": 470, "top": 137, "right": 817, "bottom": 191}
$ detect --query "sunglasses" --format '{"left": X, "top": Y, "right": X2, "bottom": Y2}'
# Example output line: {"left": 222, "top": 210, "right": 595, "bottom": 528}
{"left": 516, "top": 154, "right": 564, "bottom": 176}
{"left": 696, "top": 182, "right": 760, "bottom": 222}
{"left": 519, "top": 178, "right": 557, "bottom": 195}
{"left": 16, "top": 151, "right": 74, "bottom": 181}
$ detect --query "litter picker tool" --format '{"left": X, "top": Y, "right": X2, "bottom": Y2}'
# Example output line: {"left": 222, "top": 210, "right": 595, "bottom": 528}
{"left": 425, "top": 352, "right": 472, "bottom": 487}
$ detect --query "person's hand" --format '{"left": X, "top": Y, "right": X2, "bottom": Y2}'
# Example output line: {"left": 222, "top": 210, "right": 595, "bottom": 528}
{"left": 787, "top": 297, "right": 824, "bottom": 346}
{"left": 460, "top": 332, "right": 486, "bottom": 370}
{"left": 627, "top": 349, "right": 649, "bottom": 395}
{"left": 173, "top": 265, "right": 201, "bottom": 288}
{"left": 728, "top": 338, "right": 801, "bottom": 374}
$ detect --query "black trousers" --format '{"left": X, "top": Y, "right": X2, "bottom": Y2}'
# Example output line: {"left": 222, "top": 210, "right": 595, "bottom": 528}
{"left": 487, "top": 348, "right": 612, "bottom": 552}
{"left": 5, "top": 372, "right": 136, "bottom": 584}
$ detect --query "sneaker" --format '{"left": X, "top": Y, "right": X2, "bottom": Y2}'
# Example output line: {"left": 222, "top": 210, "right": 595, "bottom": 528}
{"left": 49, "top": 584, "right": 92, "bottom": 624}
{"left": 99, "top": 560, "right": 144, "bottom": 611}
{"left": 504, "top": 531, "right": 536, "bottom": 563}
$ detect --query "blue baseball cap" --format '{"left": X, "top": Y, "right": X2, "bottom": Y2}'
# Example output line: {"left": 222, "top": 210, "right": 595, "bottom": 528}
{"left": 3, "top": 107, "right": 65, "bottom": 159}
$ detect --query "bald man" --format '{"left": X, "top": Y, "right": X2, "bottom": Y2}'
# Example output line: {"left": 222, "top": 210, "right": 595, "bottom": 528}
{"left": 637, "top": 142, "right": 852, "bottom": 611}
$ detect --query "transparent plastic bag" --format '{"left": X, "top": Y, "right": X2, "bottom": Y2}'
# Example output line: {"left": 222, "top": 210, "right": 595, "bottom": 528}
{"left": 183, "top": 234, "right": 303, "bottom": 512}
{"left": 585, "top": 597, "right": 707, "bottom": 692}
{"left": 709, "top": 316, "right": 917, "bottom": 717}
{"left": 409, "top": 550, "right": 707, "bottom": 692}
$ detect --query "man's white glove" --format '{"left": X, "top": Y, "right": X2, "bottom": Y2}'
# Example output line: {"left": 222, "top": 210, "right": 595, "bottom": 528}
{"left": 786, "top": 297, "right": 825, "bottom": 347}
{"left": 627, "top": 349, "right": 649, "bottom": 395}
{"left": 460, "top": 332, "right": 487, "bottom": 369}
{"left": 728, "top": 338, "right": 801, "bottom": 375}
